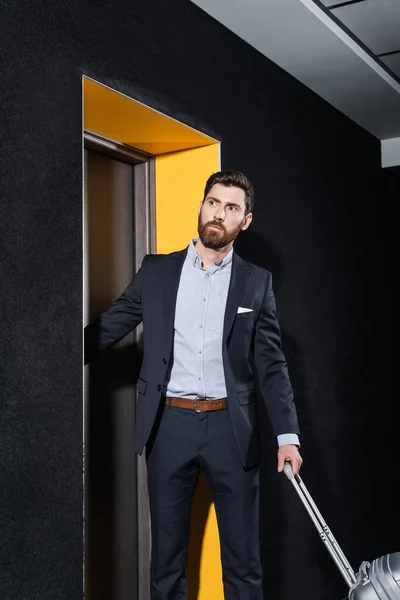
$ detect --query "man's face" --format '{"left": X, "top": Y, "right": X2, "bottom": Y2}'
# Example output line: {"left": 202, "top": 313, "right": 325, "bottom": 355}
{"left": 197, "top": 183, "right": 252, "bottom": 249}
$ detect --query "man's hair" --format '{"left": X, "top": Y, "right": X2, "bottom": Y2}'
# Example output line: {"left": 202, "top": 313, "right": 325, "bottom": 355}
{"left": 203, "top": 170, "right": 255, "bottom": 215}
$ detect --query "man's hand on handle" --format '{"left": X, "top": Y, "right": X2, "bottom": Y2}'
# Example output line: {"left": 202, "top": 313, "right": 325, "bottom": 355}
{"left": 277, "top": 444, "right": 303, "bottom": 476}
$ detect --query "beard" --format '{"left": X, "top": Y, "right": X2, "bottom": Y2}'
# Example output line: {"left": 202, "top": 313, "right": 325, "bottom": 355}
{"left": 197, "top": 215, "right": 244, "bottom": 250}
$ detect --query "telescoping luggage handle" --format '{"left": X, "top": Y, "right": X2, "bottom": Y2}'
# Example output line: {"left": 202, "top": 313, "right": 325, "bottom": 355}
{"left": 283, "top": 462, "right": 357, "bottom": 589}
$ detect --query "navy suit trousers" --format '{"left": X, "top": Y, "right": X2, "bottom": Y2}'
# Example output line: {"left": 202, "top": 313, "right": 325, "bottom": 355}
{"left": 146, "top": 403, "right": 263, "bottom": 600}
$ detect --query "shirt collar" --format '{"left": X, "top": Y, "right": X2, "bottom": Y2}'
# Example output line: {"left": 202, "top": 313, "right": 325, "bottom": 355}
{"left": 188, "top": 238, "right": 233, "bottom": 269}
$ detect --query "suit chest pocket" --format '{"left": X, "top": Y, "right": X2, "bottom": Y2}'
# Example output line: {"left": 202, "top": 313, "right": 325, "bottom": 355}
{"left": 235, "top": 309, "right": 256, "bottom": 330}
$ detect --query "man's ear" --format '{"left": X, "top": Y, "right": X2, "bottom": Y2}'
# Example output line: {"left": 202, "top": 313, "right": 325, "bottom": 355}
{"left": 198, "top": 200, "right": 204, "bottom": 216}
{"left": 241, "top": 213, "right": 253, "bottom": 231}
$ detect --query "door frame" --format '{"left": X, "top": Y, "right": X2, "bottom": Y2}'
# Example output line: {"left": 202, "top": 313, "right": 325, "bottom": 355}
{"left": 83, "top": 130, "right": 155, "bottom": 600}
{"left": 84, "top": 129, "right": 156, "bottom": 264}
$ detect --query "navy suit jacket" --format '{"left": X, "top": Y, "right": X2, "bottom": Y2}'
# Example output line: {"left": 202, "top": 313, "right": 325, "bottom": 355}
{"left": 85, "top": 248, "right": 300, "bottom": 468}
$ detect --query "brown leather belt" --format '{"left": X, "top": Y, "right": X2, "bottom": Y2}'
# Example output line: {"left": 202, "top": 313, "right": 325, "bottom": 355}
{"left": 165, "top": 396, "right": 226, "bottom": 412}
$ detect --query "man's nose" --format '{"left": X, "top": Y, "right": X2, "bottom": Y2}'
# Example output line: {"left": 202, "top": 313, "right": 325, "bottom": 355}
{"left": 215, "top": 208, "right": 225, "bottom": 220}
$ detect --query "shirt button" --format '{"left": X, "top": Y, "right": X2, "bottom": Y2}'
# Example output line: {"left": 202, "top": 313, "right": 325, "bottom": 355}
{"left": 203, "top": 298, "right": 206, "bottom": 302}
{"left": 206, "top": 274, "right": 209, "bottom": 278}
{"left": 199, "top": 324, "right": 203, "bottom": 329}
{"left": 198, "top": 376, "right": 202, "bottom": 380}
{"left": 198, "top": 350, "right": 202, "bottom": 354}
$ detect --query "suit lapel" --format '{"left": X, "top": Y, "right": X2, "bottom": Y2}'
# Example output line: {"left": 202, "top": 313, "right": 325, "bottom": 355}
{"left": 163, "top": 248, "right": 187, "bottom": 340}
{"left": 223, "top": 252, "right": 249, "bottom": 342}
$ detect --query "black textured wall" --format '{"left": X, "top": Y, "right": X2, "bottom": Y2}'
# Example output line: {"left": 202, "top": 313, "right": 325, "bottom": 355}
{"left": 1, "top": 1, "right": 398, "bottom": 599}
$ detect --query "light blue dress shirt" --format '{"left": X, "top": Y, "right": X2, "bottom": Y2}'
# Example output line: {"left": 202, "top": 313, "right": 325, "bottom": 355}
{"left": 166, "top": 239, "right": 299, "bottom": 448}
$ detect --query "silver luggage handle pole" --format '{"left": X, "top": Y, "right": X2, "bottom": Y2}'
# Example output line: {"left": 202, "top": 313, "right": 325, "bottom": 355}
{"left": 295, "top": 472, "right": 356, "bottom": 584}
{"left": 283, "top": 462, "right": 357, "bottom": 588}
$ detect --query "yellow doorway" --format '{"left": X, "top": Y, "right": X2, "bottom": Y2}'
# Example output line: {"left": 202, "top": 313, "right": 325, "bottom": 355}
{"left": 84, "top": 76, "right": 224, "bottom": 600}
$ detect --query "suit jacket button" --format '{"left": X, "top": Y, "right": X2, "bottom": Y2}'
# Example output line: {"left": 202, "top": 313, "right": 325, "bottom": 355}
{"left": 162, "top": 358, "right": 167, "bottom": 364}
{"left": 157, "top": 384, "right": 162, "bottom": 391}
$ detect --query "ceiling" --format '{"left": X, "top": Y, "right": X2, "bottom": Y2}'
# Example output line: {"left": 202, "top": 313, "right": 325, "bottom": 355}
{"left": 190, "top": 0, "right": 400, "bottom": 144}
{"left": 321, "top": 0, "right": 400, "bottom": 73}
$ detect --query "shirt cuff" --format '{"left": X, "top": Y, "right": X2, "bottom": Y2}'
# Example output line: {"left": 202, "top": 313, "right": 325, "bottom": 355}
{"left": 277, "top": 433, "right": 300, "bottom": 448}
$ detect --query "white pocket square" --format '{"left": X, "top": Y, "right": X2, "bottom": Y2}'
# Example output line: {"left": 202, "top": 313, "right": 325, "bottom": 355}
{"left": 237, "top": 306, "right": 253, "bottom": 314}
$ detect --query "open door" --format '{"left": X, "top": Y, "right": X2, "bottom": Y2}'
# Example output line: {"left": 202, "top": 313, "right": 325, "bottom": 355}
{"left": 83, "top": 132, "right": 154, "bottom": 600}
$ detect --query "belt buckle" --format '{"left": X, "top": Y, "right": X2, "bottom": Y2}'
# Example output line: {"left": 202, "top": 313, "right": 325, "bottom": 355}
{"left": 193, "top": 397, "right": 202, "bottom": 413}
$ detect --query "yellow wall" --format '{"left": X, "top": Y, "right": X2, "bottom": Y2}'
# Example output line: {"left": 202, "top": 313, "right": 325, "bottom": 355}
{"left": 155, "top": 145, "right": 219, "bottom": 252}
{"left": 84, "top": 76, "right": 223, "bottom": 600}
{"left": 156, "top": 146, "right": 223, "bottom": 600}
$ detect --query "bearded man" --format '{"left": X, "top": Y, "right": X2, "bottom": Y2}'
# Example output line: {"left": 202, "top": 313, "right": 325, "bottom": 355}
{"left": 85, "top": 170, "right": 302, "bottom": 600}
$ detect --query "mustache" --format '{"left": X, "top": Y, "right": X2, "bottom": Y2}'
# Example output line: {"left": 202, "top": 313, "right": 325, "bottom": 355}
{"left": 205, "top": 221, "right": 225, "bottom": 231}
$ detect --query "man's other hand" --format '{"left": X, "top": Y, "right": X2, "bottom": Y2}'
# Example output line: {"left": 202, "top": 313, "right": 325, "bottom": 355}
{"left": 277, "top": 444, "right": 303, "bottom": 476}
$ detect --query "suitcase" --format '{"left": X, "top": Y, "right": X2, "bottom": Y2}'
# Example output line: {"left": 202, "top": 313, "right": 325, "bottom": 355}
{"left": 283, "top": 463, "right": 400, "bottom": 599}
